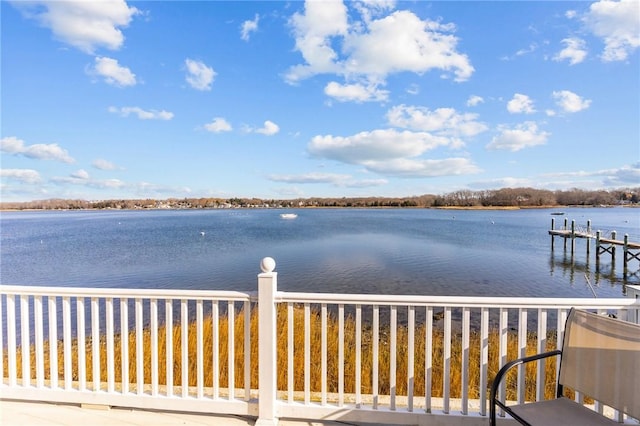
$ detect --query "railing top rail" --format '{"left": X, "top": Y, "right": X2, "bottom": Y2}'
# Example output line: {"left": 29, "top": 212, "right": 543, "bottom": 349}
{"left": 2, "top": 284, "right": 638, "bottom": 310}
{"left": 0, "top": 284, "right": 256, "bottom": 301}
{"left": 276, "top": 291, "right": 639, "bottom": 309}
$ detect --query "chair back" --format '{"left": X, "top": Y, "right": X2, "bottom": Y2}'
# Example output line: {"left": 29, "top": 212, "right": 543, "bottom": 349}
{"left": 559, "top": 309, "right": 640, "bottom": 419}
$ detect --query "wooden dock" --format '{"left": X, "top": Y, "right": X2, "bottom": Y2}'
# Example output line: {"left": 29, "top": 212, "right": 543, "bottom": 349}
{"left": 549, "top": 218, "right": 640, "bottom": 269}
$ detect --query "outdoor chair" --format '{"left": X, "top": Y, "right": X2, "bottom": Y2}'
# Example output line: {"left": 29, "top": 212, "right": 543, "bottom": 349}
{"left": 489, "top": 308, "right": 640, "bottom": 425}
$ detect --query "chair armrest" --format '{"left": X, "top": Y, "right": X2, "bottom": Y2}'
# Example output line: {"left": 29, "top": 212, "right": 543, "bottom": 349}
{"left": 489, "top": 349, "right": 562, "bottom": 426}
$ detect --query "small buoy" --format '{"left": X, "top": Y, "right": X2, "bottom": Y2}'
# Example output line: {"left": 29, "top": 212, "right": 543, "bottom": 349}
{"left": 200, "top": 231, "right": 205, "bottom": 236}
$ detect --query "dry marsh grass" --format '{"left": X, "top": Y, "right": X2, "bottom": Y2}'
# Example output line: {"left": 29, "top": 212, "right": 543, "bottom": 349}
{"left": 6, "top": 305, "right": 559, "bottom": 402}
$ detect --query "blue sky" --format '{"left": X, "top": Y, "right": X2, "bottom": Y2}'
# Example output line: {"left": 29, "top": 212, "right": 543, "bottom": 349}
{"left": 1, "top": 0, "right": 639, "bottom": 202}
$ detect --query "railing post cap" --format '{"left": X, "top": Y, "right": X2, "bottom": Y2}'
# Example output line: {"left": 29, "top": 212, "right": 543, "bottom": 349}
{"left": 260, "top": 257, "right": 276, "bottom": 273}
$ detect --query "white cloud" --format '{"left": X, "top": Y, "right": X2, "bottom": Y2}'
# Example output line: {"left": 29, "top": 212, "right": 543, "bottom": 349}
{"left": 1, "top": 136, "right": 75, "bottom": 163}
{"left": 543, "top": 163, "right": 640, "bottom": 187}
{"left": 108, "top": 106, "right": 174, "bottom": 120}
{"left": 584, "top": 0, "right": 640, "bottom": 62}
{"left": 507, "top": 93, "right": 536, "bottom": 114}
{"left": 267, "top": 172, "right": 388, "bottom": 188}
{"left": 255, "top": 120, "right": 280, "bottom": 136}
{"left": 552, "top": 90, "right": 592, "bottom": 113}
{"left": 90, "top": 57, "right": 136, "bottom": 87}
{"left": 352, "top": 0, "right": 396, "bottom": 23}
{"left": 406, "top": 84, "right": 419, "bottom": 95}
{"left": 363, "top": 157, "right": 481, "bottom": 177}
{"left": 51, "top": 175, "right": 127, "bottom": 189}
{"left": 0, "top": 169, "right": 42, "bottom": 184}
{"left": 308, "top": 129, "right": 449, "bottom": 164}
{"left": 553, "top": 37, "right": 588, "bottom": 65}
{"left": 386, "top": 105, "right": 488, "bottom": 138}
{"left": 286, "top": 2, "right": 473, "bottom": 101}
{"left": 468, "top": 177, "right": 534, "bottom": 190}
{"left": 486, "top": 121, "right": 550, "bottom": 152}
{"left": 93, "top": 159, "right": 119, "bottom": 170}
{"left": 603, "top": 163, "right": 640, "bottom": 185}
{"left": 341, "top": 11, "right": 474, "bottom": 81}
{"left": 12, "top": 0, "right": 139, "bottom": 54}
{"left": 306, "top": 127, "right": 480, "bottom": 178}
{"left": 287, "top": 0, "right": 348, "bottom": 83}
{"left": 185, "top": 59, "right": 216, "bottom": 91}
{"left": 466, "top": 95, "right": 484, "bottom": 107}
{"left": 515, "top": 43, "right": 538, "bottom": 57}
{"left": 344, "top": 178, "right": 389, "bottom": 188}
{"left": 204, "top": 117, "right": 233, "bottom": 133}
{"left": 324, "top": 81, "right": 389, "bottom": 102}
{"left": 241, "top": 14, "right": 259, "bottom": 41}
{"left": 268, "top": 172, "right": 352, "bottom": 184}
{"left": 71, "top": 169, "right": 90, "bottom": 180}
{"left": 0, "top": 136, "right": 25, "bottom": 154}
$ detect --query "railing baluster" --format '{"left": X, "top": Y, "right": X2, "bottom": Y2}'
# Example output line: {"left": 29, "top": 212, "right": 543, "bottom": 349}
{"left": 0, "top": 295, "right": 3, "bottom": 384}
{"left": 517, "top": 308, "right": 527, "bottom": 404}
{"left": 443, "top": 307, "right": 452, "bottom": 414}
{"left": 35, "top": 296, "right": 44, "bottom": 388}
{"left": 356, "top": 304, "right": 362, "bottom": 409}
{"left": 20, "top": 295, "right": 30, "bottom": 387}
{"left": 196, "top": 299, "right": 203, "bottom": 399}
{"left": 91, "top": 297, "right": 100, "bottom": 391}
{"left": 304, "top": 302, "right": 310, "bottom": 405}
{"left": 321, "top": 303, "right": 327, "bottom": 405}
{"left": 407, "top": 305, "right": 415, "bottom": 413}
{"left": 499, "top": 308, "right": 508, "bottom": 416}
{"left": 425, "top": 306, "right": 433, "bottom": 413}
{"left": 7, "top": 295, "right": 17, "bottom": 387}
{"left": 228, "top": 300, "right": 235, "bottom": 400}
{"left": 338, "top": 303, "right": 345, "bottom": 407}
{"left": 556, "top": 308, "right": 567, "bottom": 383}
{"left": 461, "top": 307, "right": 470, "bottom": 415}
{"left": 136, "top": 298, "right": 144, "bottom": 396}
{"left": 536, "top": 308, "right": 547, "bottom": 402}
{"left": 120, "top": 298, "right": 129, "bottom": 394}
{"left": 48, "top": 296, "right": 58, "bottom": 389}
{"left": 212, "top": 300, "right": 219, "bottom": 399}
{"left": 390, "top": 305, "right": 397, "bottom": 411}
{"left": 62, "top": 296, "right": 72, "bottom": 390}
{"left": 595, "top": 310, "right": 605, "bottom": 414}
{"left": 244, "top": 300, "right": 251, "bottom": 402}
{"left": 151, "top": 298, "right": 159, "bottom": 397}
{"left": 480, "top": 307, "right": 489, "bottom": 416}
{"left": 287, "top": 302, "right": 293, "bottom": 402}
{"left": 181, "top": 299, "right": 188, "bottom": 398}
{"left": 77, "top": 297, "right": 86, "bottom": 391}
{"left": 373, "top": 304, "right": 379, "bottom": 409}
{"left": 106, "top": 298, "right": 115, "bottom": 393}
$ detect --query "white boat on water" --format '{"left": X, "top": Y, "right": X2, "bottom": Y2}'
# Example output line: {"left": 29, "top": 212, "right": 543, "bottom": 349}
{"left": 280, "top": 213, "right": 298, "bottom": 219}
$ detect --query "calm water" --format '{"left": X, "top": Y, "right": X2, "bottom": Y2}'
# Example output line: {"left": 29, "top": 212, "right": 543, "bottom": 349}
{"left": 1, "top": 208, "right": 639, "bottom": 298}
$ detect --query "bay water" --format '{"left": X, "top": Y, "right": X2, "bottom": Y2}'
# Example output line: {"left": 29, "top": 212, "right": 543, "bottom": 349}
{"left": 1, "top": 207, "right": 639, "bottom": 299}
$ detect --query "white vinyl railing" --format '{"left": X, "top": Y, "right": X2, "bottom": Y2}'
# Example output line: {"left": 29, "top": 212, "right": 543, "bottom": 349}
{"left": 0, "top": 286, "right": 257, "bottom": 417}
{"left": 2, "top": 258, "right": 640, "bottom": 426}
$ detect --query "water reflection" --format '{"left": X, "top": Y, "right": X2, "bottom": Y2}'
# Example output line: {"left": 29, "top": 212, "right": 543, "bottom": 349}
{"left": 549, "top": 246, "right": 639, "bottom": 297}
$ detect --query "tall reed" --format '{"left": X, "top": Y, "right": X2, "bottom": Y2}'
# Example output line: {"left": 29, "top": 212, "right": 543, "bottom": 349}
{"left": 6, "top": 304, "right": 559, "bottom": 402}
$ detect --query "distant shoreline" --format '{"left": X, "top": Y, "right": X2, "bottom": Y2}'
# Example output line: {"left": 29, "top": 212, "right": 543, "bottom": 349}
{"left": 2, "top": 204, "right": 638, "bottom": 213}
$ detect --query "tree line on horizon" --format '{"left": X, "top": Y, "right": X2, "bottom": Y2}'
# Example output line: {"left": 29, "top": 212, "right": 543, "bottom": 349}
{"left": 1, "top": 187, "right": 638, "bottom": 211}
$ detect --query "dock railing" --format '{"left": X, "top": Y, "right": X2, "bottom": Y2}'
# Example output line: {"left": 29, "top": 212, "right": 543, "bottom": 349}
{"left": 2, "top": 257, "right": 640, "bottom": 426}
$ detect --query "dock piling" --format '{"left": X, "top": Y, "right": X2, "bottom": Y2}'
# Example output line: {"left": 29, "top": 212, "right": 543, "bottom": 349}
{"left": 586, "top": 220, "right": 591, "bottom": 257}
{"left": 549, "top": 221, "right": 639, "bottom": 274}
